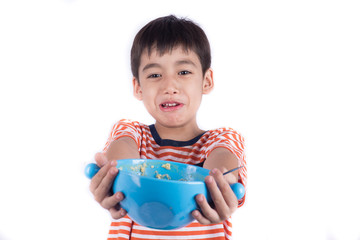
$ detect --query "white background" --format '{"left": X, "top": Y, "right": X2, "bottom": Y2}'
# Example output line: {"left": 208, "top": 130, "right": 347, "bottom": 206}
{"left": 1, "top": 0, "right": 359, "bottom": 239}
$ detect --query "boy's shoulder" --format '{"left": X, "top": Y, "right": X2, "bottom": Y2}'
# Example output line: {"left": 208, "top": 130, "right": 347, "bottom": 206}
{"left": 201, "top": 126, "right": 245, "bottom": 148}
{"left": 112, "top": 119, "right": 148, "bottom": 129}
{"left": 109, "top": 119, "right": 150, "bottom": 138}
{"left": 205, "top": 126, "right": 243, "bottom": 138}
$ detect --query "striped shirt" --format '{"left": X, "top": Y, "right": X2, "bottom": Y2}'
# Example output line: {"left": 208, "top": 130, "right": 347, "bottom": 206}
{"left": 103, "top": 119, "right": 247, "bottom": 240}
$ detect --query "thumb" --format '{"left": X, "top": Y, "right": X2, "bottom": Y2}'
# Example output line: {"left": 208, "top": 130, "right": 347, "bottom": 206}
{"left": 94, "top": 152, "right": 109, "bottom": 167}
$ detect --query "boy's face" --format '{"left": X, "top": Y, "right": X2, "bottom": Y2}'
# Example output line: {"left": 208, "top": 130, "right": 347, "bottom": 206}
{"left": 133, "top": 46, "right": 213, "bottom": 130}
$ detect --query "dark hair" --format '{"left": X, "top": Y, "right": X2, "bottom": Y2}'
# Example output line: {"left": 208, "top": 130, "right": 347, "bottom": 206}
{"left": 131, "top": 15, "right": 211, "bottom": 81}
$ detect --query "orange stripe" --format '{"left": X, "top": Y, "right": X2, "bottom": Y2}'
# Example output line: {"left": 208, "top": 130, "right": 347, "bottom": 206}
{"left": 150, "top": 151, "right": 205, "bottom": 161}
{"left": 131, "top": 228, "right": 224, "bottom": 236}
{"left": 223, "top": 223, "right": 232, "bottom": 236}
{"left": 130, "top": 237, "right": 225, "bottom": 240}
{"left": 155, "top": 144, "right": 204, "bottom": 155}
{"left": 140, "top": 148, "right": 205, "bottom": 161}
{"left": 109, "top": 229, "right": 130, "bottom": 235}
{"left": 110, "top": 221, "right": 132, "bottom": 227}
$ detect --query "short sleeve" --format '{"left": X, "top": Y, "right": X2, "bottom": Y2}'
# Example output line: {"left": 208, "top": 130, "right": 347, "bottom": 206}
{"left": 205, "top": 128, "right": 247, "bottom": 206}
{"left": 103, "top": 119, "right": 142, "bottom": 152}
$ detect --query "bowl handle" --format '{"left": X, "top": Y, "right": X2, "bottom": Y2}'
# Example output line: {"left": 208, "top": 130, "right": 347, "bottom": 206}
{"left": 84, "top": 163, "right": 100, "bottom": 179}
{"left": 230, "top": 183, "right": 245, "bottom": 200}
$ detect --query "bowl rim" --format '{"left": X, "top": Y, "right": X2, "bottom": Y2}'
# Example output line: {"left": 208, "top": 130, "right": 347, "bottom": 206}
{"left": 115, "top": 159, "right": 210, "bottom": 184}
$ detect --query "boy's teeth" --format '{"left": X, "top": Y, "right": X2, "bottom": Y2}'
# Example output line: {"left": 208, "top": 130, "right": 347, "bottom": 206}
{"left": 162, "top": 103, "right": 178, "bottom": 107}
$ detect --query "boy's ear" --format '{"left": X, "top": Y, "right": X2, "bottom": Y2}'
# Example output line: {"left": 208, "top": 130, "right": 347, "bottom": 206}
{"left": 202, "top": 68, "right": 214, "bottom": 94}
{"left": 133, "top": 77, "right": 143, "bottom": 101}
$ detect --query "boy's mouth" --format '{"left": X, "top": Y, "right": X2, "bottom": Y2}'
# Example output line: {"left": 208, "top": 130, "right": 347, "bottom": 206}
{"left": 159, "top": 102, "right": 183, "bottom": 111}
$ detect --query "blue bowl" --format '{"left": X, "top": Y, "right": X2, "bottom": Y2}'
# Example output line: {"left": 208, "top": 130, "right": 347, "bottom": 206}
{"left": 85, "top": 159, "right": 244, "bottom": 230}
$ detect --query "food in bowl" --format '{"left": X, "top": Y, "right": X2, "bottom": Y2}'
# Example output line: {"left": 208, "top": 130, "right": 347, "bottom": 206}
{"left": 155, "top": 171, "right": 171, "bottom": 180}
{"left": 161, "top": 163, "right": 171, "bottom": 170}
{"left": 126, "top": 161, "right": 174, "bottom": 180}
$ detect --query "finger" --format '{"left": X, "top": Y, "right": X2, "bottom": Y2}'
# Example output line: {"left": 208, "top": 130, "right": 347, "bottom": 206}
{"left": 101, "top": 192, "right": 125, "bottom": 210}
{"left": 211, "top": 168, "right": 238, "bottom": 209}
{"left": 205, "top": 173, "right": 230, "bottom": 219}
{"left": 95, "top": 152, "right": 109, "bottom": 167}
{"left": 194, "top": 193, "right": 219, "bottom": 223}
{"left": 192, "top": 209, "right": 212, "bottom": 225}
{"left": 93, "top": 166, "right": 118, "bottom": 203}
{"left": 90, "top": 161, "right": 117, "bottom": 194}
{"left": 109, "top": 206, "right": 127, "bottom": 220}
{"left": 89, "top": 160, "right": 115, "bottom": 193}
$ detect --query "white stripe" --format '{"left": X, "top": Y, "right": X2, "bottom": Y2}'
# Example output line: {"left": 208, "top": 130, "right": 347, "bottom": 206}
{"left": 224, "top": 218, "right": 233, "bottom": 240}
{"left": 131, "top": 232, "right": 225, "bottom": 239}
{"left": 151, "top": 148, "right": 204, "bottom": 159}
{"left": 153, "top": 144, "right": 202, "bottom": 153}
{"left": 108, "top": 233, "right": 130, "bottom": 239}
{"left": 207, "top": 141, "right": 220, "bottom": 152}
{"left": 143, "top": 152, "right": 194, "bottom": 163}
{"left": 161, "top": 155, "right": 194, "bottom": 162}
{"left": 111, "top": 218, "right": 132, "bottom": 223}
{"left": 133, "top": 224, "right": 223, "bottom": 232}
{"left": 225, "top": 232, "right": 232, "bottom": 240}
{"left": 223, "top": 221, "right": 232, "bottom": 232}
{"left": 109, "top": 225, "right": 131, "bottom": 231}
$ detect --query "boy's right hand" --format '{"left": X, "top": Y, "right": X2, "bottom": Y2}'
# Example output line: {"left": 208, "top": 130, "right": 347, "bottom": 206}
{"left": 89, "top": 152, "right": 127, "bottom": 219}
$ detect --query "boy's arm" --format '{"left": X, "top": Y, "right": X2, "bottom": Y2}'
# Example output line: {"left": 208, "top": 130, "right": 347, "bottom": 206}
{"left": 106, "top": 136, "right": 140, "bottom": 161}
{"left": 192, "top": 147, "right": 240, "bottom": 225}
{"left": 89, "top": 137, "right": 139, "bottom": 219}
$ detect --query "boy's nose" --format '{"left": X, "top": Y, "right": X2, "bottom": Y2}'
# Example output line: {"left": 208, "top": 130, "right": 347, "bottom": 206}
{"left": 162, "top": 77, "right": 179, "bottom": 95}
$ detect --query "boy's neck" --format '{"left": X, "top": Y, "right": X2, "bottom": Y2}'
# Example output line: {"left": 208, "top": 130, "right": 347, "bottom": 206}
{"left": 154, "top": 122, "right": 205, "bottom": 142}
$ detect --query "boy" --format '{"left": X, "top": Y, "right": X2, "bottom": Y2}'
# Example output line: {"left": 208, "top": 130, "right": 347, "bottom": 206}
{"left": 90, "top": 15, "right": 247, "bottom": 240}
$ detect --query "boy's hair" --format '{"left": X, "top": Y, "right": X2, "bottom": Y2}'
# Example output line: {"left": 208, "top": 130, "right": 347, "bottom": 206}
{"left": 131, "top": 15, "right": 211, "bottom": 81}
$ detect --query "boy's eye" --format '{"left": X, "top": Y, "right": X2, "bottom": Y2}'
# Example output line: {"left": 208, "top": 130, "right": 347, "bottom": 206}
{"left": 178, "top": 70, "right": 191, "bottom": 75}
{"left": 148, "top": 74, "right": 161, "bottom": 78}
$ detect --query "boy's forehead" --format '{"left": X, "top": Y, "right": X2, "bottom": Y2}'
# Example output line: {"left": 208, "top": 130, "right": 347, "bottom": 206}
{"left": 145, "top": 44, "right": 191, "bottom": 57}
{"left": 140, "top": 45, "right": 200, "bottom": 65}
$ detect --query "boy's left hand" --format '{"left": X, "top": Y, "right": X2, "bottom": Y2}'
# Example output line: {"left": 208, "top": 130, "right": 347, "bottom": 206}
{"left": 192, "top": 168, "right": 238, "bottom": 224}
